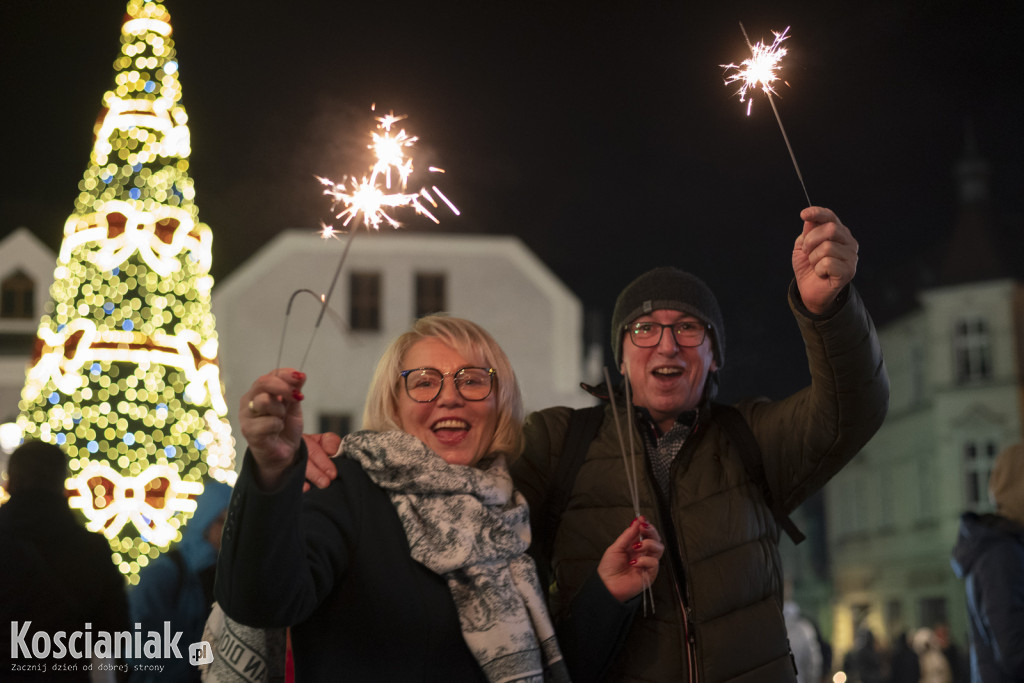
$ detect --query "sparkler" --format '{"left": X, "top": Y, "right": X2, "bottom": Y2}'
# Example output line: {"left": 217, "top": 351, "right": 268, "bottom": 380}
{"left": 721, "top": 23, "right": 811, "bottom": 206}
{"left": 603, "top": 366, "right": 654, "bottom": 615}
{"left": 278, "top": 108, "right": 459, "bottom": 371}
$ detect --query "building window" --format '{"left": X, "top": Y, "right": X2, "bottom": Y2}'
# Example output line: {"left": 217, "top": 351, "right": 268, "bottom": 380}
{"left": 850, "top": 603, "right": 871, "bottom": 633}
{"left": 953, "top": 317, "right": 992, "bottom": 384}
{"left": 1, "top": 271, "right": 34, "bottom": 319}
{"left": 963, "top": 440, "right": 998, "bottom": 511}
{"left": 918, "top": 597, "right": 948, "bottom": 631}
{"left": 319, "top": 413, "right": 351, "bottom": 438}
{"left": 916, "top": 460, "right": 935, "bottom": 521}
{"left": 878, "top": 469, "right": 894, "bottom": 530}
{"left": 0, "top": 333, "right": 36, "bottom": 356}
{"left": 349, "top": 272, "right": 381, "bottom": 331}
{"left": 910, "top": 344, "right": 925, "bottom": 406}
{"left": 836, "top": 474, "right": 869, "bottom": 541}
{"left": 885, "top": 599, "right": 904, "bottom": 634}
{"left": 415, "top": 272, "right": 446, "bottom": 319}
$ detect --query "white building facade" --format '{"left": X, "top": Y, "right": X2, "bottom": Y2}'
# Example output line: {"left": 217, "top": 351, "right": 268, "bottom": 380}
{"left": 213, "top": 230, "right": 599, "bottom": 453}
{"left": 0, "top": 228, "right": 57, "bottom": 455}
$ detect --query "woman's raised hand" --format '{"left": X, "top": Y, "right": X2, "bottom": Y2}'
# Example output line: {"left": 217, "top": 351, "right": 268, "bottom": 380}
{"left": 597, "top": 516, "right": 664, "bottom": 603}
{"left": 239, "top": 369, "right": 306, "bottom": 489}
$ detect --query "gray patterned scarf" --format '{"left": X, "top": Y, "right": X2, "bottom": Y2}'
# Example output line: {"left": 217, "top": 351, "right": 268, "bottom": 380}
{"left": 340, "top": 430, "right": 570, "bottom": 683}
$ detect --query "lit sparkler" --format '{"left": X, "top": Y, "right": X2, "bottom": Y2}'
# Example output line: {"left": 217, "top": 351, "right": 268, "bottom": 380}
{"left": 721, "top": 23, "right": 811, "bottom": 206}
{"left": 722, "top": 25, "right": 790, "bottom": 117}
{"left": 277, "top": 108, "right": 459, "bottom": 370}
{"left": 316, "top": 111, "right": 456, "bottom": 232}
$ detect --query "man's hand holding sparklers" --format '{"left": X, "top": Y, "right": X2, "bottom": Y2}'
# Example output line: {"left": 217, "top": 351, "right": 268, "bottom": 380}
{"left": 792, "top": 206, "right": 859, "bottom": 315}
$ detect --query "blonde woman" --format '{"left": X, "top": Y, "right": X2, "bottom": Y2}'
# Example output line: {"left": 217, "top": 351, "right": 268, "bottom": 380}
{"left": 216, "top": 315, "right": 662, "bottom": 682}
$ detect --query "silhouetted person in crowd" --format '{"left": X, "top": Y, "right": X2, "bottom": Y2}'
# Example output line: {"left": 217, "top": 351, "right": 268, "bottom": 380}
{"left": 886, "top": 631, "right": 921, "bottom": 683}
{"left": 850, "top": 628, "right": 884, "bottom": 683}
{"left": 0, "top": 440, "right": 130, "bottom": 681}
{"left": 952, "top": 442, "right": 1024, "bottom": 682}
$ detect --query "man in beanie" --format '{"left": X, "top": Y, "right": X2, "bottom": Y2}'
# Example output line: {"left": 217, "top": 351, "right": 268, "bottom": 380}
{"left": 513, "top": 206, "right": 890, "bottom": 682}
{"left": 951, "top": 443, "right": 1024, "bottom": 682}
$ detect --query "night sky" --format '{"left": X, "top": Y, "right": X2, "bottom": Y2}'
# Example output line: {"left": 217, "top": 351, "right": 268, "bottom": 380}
{"left": 2, "top": 0, "right": 1022, "bottom": 402}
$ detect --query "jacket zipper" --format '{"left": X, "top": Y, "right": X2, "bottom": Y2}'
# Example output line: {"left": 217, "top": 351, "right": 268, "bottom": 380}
{"left": 645, "top": 434, "right": 700, "bottom": 683}
{"left": 671, "top": 569, "right": 698, "bottom": 683}
{"left": 659, "top": 412, "right": 705, "bottom": 683}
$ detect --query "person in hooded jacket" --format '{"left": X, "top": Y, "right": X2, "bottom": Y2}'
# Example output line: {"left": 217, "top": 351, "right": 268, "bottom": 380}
{"left": 951, "top": 442, "right": 1024, "bottom": 683}
{"left": 128, "top": 480, "right": 232, "bottom": 682}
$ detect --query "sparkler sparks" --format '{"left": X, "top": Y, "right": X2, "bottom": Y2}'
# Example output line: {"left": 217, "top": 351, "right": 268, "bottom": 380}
{"left": 318, "top": 221, "right": 339, "bottom": 240}
{"left": 316, "top": 110, "right": 455, "bottom": 232}
{"left": 278, "top": 109, "right": 458, "bottom": 371}
{"left": 721, "top": 23, "right": 811, "bottom": 206}
{"left": 721, "top": 26, "right": 791, "bottom": 116}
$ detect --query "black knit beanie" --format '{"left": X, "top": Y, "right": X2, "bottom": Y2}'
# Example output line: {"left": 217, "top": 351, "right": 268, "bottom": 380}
{"left": 611, "top": 267, "right": 725, "bottom": 368}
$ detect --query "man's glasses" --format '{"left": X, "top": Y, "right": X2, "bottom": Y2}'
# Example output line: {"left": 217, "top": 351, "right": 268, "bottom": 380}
{"left": 625, "top": 320, "right": 709, "bottom": 348}
{"left": 399, "top": 367, "right": 496, "bottom": 402}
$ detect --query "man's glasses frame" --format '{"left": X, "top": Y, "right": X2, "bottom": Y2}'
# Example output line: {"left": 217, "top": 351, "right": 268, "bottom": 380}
{"left": 625, "top": 320, "right": 710, "bottom": 348}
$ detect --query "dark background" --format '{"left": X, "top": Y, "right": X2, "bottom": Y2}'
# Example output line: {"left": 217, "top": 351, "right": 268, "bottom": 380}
{"left": 2, "top": 0, "right": 1022, "bottom": 402}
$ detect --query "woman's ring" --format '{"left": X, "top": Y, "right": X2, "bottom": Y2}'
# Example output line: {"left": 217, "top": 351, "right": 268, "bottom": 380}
{"left": 248, "top": 399, "right": 258, "bottom": 415}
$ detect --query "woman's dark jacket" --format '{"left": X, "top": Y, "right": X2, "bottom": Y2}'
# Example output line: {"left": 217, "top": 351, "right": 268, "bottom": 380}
{"left": 512, "top": 283, "right": 889, "bottom": 683}
{"left": 216, "top": 445, "right": 633, "bottom": 681}
{"left": 216, "top": 448, "right": 488, "bottom": 681}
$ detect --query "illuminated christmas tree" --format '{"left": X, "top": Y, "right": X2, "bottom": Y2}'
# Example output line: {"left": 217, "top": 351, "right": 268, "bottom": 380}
{"left": 17, "top": 0, "right": 235, "bottom": 585}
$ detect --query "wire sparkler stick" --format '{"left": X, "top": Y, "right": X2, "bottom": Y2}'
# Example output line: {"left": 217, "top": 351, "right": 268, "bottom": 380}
{"left": 603, "top": 366, "right": 654, "bottom": 615}
{"left": 295, "top": 226, "right": 358, "bottom": 371}
{"left": 275, "top": 109, "right": 459, "bottom": 371}
{"left": 603, "top": 367, "right": 641, "bottom": 519}
{"left": 721, "top": 22, "right": 812, "bottom": 206}
{"left": 275, "top": 289, "right": 323, "bottom": 371}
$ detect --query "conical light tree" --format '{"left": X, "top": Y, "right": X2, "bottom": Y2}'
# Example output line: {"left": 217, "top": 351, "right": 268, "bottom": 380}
{"left": 17, "top": 0, "right": 235, "bottom": 585}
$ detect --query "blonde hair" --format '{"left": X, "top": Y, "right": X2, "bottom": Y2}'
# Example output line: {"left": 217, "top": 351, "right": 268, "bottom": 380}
{"left": 362, "top": 315, "right": 524, "bottom": 459}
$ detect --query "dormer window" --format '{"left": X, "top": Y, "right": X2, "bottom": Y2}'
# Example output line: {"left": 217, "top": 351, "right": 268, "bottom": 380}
{"left": 1, "top": 271, "right": 34, "bottom": 319}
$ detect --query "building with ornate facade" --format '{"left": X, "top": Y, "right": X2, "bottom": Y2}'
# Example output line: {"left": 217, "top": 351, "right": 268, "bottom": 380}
{"left": 823, "top": 136, "right": 1022, "bottom": 662}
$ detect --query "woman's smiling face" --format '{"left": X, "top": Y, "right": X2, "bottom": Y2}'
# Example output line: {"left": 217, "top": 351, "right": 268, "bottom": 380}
{"left": 396, "top": 337, "right": 499, "bottom": 467}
